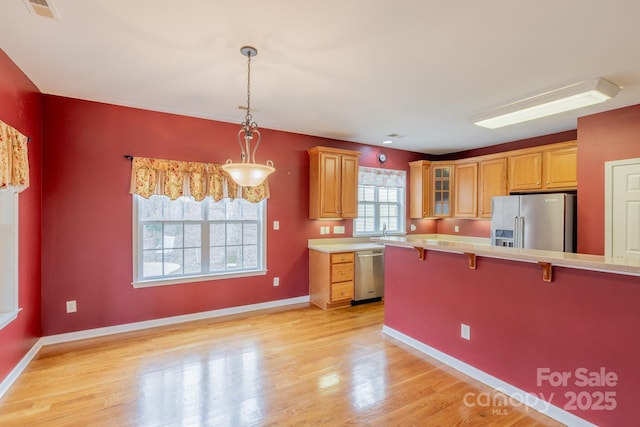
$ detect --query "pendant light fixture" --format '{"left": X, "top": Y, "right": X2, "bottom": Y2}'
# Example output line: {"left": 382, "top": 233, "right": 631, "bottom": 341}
{"left": 221, "top": 46, "right": 275, "bottom": 187}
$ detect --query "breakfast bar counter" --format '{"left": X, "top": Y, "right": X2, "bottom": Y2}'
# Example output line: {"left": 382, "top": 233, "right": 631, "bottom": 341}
{"left": 374, "top": 236, "right": 640, "bottom": 426}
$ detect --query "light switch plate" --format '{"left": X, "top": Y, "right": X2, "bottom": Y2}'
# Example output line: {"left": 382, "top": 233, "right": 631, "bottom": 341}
{"left": 333, "top": 225, "right": 345, "bottom": 234}
{"left": 273, "top": 220, "right": 279, "bottom": 230}
{"left": 461, "top": 323, "right": 471, "bottom": 340}
{"left": 66, "top": 300, "right": 77, "bottom": 313}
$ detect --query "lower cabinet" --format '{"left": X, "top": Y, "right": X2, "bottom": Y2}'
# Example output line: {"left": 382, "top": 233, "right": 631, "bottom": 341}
{"left": 309, "top": 250, "right": 354, "bottom": 309}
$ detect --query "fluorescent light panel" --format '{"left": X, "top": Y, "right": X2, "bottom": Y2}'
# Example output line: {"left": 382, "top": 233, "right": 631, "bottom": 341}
{"left": 472, "top": 77, "right": 620, "bottom": 129}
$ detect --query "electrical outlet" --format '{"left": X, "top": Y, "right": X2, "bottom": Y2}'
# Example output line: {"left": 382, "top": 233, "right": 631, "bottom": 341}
{"left": 66, "top": 300, "right": 77, "bottom": 313}
{"left": 454, "top": 225, "right": 460, "bottom": 233}
{"left": 461, "top": 323, "right": 471, "bottom": 340}
{"left": 410, "top": 224, "right": 417, "bottom": 231}
{"left": 273, "top": 277, "right": 279, "bottom": 287}
{"left": 320, "top": 226, "right": 326, "bottom": 235}
{"left": 273, "top": 220, "right": 279, "bottom": 230}
{"left": 333, "top": 225, "right": 345, "bottom": 234}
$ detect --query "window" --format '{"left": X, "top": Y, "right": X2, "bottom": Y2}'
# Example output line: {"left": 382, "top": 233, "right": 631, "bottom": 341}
{"left": 354, "top": 167, "right": 406, "bottom": 236}
{"left": 0, "top": 190, "right": 18, "bottom": 329}
{"left": 133, "top": 195, "right": 266, "bottom": 287}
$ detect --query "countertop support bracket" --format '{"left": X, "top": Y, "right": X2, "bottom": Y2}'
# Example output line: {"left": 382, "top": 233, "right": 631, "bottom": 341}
{"left": 464, "top": 252, "right": 477, "bottom": 270}
{"left": 539, "top": 262, "right": 553, "bottom": 282}
{"left": 414, "top": 247, "right": 426, "bottom": 261}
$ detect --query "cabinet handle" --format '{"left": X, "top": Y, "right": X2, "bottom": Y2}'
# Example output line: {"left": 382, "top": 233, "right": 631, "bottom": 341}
{"left": 537, "top": 181, "right": 540, "bottom": 185}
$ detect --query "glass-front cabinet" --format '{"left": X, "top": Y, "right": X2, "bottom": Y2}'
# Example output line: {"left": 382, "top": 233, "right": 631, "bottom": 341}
{"left": 432, "top": 165, "right": 453, "bottom": 217}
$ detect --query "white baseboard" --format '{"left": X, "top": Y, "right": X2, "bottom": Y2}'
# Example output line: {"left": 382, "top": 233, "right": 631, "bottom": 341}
{"left": 382, "top": 325, "right": 595, "bottom": 427}
{"left": 1, "top": 296, "right": 309, "bottom": 400}
{"left": 42, "top": 295, "right": 310, "bottom": 345}
{"left": 0, "top": 338, "right": 43, "bottom": 401}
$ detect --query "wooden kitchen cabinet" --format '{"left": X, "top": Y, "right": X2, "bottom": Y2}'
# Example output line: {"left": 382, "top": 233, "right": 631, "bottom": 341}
{"left": 432, "top": 164, "right": 453, "bottom": 217}
{"left": 508, "top": 141, "right": 577, "bottom": 192}
{"left": 309, "top": 250, "right": 355, "bottom": 309}
{"left": 308, "top": 146, "right": 361, "bottom": 219}
{"left": 508, "top": 151, "right": 543, "bottom": 191}
{"left": 545, "top": 144, "right": 577, "bottom": 189}
{"left": 453, "top": 162, "right": 478, "bottom": 218}
{"left": 478, "top": 157, "right": 508, "bottom": 218}
{"left": 409, "top": 160, "right": 431, "bottom": 218}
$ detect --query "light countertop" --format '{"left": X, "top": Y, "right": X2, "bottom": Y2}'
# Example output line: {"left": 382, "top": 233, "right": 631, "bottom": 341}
{"left": 308, "top": 234, "right": 490, "bottom": 254}
{"left": 372, "top": 235, "right": 640, "bottom": 278}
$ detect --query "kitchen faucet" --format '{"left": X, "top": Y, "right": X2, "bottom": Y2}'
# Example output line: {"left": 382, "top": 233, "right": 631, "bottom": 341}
{"left": 382, "top": 223, "right": 387, "bottom": 237}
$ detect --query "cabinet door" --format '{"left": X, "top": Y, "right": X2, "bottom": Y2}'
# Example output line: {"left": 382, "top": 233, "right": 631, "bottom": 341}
{"left": 317, "top": 151, "right": 341, "bottom": 218}
{"left": 454, "top": 163, "right": 478, "bottom": 217}
{"left": 340, "top": 154, "right": 359, "bottom": 218}
{"left": 545, "top": 146, "right": 577, "bottom": 189}
{"left": 509, "top": 152, "right": 542, "bottom": 191}
{"left": 432, "top": 165, "right": 453, "bottom": 217}
{"left": 409, "top": 161, "right": 430, "bottom": 218}
{"left": 478, "top": 157, "right": 507, "bottom": 218}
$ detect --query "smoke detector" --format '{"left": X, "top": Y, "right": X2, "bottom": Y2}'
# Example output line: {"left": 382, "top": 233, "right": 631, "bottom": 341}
{"left": 23, "top": 0, "right": 59, "bottom": 20}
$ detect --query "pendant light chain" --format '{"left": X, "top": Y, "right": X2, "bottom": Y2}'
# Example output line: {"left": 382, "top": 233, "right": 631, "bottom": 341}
{"left": 245, "top": 51, "right": 253, "bottom": 125}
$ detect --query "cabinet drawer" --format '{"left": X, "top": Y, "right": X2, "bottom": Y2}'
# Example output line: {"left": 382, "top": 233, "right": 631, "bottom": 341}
{"left": 331, "top": 252, "right": 354, "bottom": 264}
{"left": 331, "top": 281, "right": 354, "bottom": 302}
{"left": 331, "top": 262, "right": 354, "bottom": 283}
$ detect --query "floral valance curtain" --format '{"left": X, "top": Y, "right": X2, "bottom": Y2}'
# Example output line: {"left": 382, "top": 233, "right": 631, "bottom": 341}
{"left": 0, "top": 120, "right": 29, "bottom": 193}
{"left": 129, "top": 156, "right": 269, "bottom": 203}
{"left": 358, "top": 166, "right": 406, "bottom": 188}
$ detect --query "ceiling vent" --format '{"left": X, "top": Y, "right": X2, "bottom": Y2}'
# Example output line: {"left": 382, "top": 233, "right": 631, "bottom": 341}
{"left": 23, "top": 0, "right": 59, "bottom": 20}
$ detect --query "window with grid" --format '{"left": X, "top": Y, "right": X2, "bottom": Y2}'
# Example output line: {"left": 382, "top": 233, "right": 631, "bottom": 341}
{"left": 354, "top": 167, "right": 406, "bottom": 236}
{"left": 0, "top": 191, "right": 18, "bottom": 330}
{"left": 133, "top": 195, "right": 266, "bottom": 287}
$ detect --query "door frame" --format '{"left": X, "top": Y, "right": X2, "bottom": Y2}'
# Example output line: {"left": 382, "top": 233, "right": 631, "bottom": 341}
{"left": 604, "top": 157, "right": 640, "bottom": 257}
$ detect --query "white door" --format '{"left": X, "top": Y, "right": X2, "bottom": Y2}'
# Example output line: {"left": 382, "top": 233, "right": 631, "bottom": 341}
{"left": 606, "top": 159, "right": 640, "bottom": 261}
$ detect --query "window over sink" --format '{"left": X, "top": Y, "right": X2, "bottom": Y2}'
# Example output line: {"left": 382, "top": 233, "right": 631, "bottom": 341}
{"left": 354, "top": 167, "right": 406, "bottom": 236}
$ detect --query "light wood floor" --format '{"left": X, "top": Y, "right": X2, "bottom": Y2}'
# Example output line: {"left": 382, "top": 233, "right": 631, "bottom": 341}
{"left": 0, "top": 302, "right": 562, "bottom": 426}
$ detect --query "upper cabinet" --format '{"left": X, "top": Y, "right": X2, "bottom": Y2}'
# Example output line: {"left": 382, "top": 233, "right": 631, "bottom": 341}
{"left": 477, "top": 157, "right": 508, "bottom": 218}
{"left": 408, "top": 141, "right": 576, "bottom": 220}
{"left": 453, "top": 162, "right": 478, "bottom": 218}
{"left": 508, "top": 141, "right": 577, "bottom": 192}
{"left": 308, "top": 146, "right": 361, "bottom": 219}
{"left": 432, "top": 164, "right": 453, "bottom": 217}
{"left": 508, "top": 151, "right": 543, "bottom": 191}
{"left": 409, "top": 160, "right": 431, "bottom": 219}
{"left": 545, "top": 143, "right": 578, "bottom": 189}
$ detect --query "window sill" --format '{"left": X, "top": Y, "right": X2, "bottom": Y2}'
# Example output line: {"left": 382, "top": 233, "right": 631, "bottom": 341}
{"left": 353, "top": 232, "right": 407, "bottom": 238}
{"left": 0, "top": 308, "right": 20, "bottom": 330}
{"left": 132, "top": 269, "right": 267, "bottom": 288}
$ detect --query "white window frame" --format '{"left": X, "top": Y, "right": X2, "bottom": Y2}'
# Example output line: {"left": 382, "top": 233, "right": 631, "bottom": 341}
{"left": 0, "top": 191, "right": 19, "bottom": 330}
{"left": 132, "top": 195, "right": 267, "bottom": 288}
{"left": 354, "top": 167, "right": 406, "bottom": 237}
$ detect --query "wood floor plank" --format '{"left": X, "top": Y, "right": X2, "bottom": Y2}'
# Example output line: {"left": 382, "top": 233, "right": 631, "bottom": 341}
{"left": 0, "top": 302, "right": 562, "bottom": 426}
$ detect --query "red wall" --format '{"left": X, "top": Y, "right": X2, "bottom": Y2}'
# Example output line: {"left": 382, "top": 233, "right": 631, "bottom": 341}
{"left": 40, "top": 95, "right": 428, "bottom": 335}
{"left": 577, "top": 105, "right": 640, "bottom": 255}
{"left": 384, "top": 245, "right": 640, "bottom": 426}
{"left": 0, "top": 51, "right": 42, "bottom": 382}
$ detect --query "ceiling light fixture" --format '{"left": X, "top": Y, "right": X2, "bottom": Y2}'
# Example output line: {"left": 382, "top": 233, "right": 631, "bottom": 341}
{"left": 471, "top": 77, "right": 620, "bottom": 129}
{"left": 221, "top": 46, "right": 275, "bottom": 187}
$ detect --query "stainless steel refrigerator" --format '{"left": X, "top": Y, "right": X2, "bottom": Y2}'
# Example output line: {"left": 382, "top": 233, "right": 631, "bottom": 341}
{"left": 491, "top": 193, "right": 576, "bottom": 252}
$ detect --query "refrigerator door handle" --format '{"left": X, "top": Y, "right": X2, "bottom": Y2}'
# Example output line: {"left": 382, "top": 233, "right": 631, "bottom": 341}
{"left": 513, "top": 216, "right": 519, "bottom": 247}
{"left": 518, "top": 216, "right": 525, "bottom": 248}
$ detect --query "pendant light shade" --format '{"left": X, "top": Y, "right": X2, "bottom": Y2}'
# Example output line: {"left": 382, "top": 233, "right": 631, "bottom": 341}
{"left": 221, "top": 46, "right": 275, "bottom": 187}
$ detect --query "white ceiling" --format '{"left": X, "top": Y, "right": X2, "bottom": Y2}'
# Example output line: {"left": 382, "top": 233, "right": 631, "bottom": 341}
{"left": 2, "top": 1, "right": 640, "bottom": 154}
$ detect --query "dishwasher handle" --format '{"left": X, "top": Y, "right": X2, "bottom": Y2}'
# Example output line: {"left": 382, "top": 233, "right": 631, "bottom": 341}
{"left": 356, "top": 251, "right": 384, "bottom": 258}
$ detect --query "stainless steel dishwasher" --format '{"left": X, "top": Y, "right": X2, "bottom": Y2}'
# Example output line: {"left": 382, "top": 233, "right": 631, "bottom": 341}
{"left": 353, "top": 249, "right": 384, "bottom": 304}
